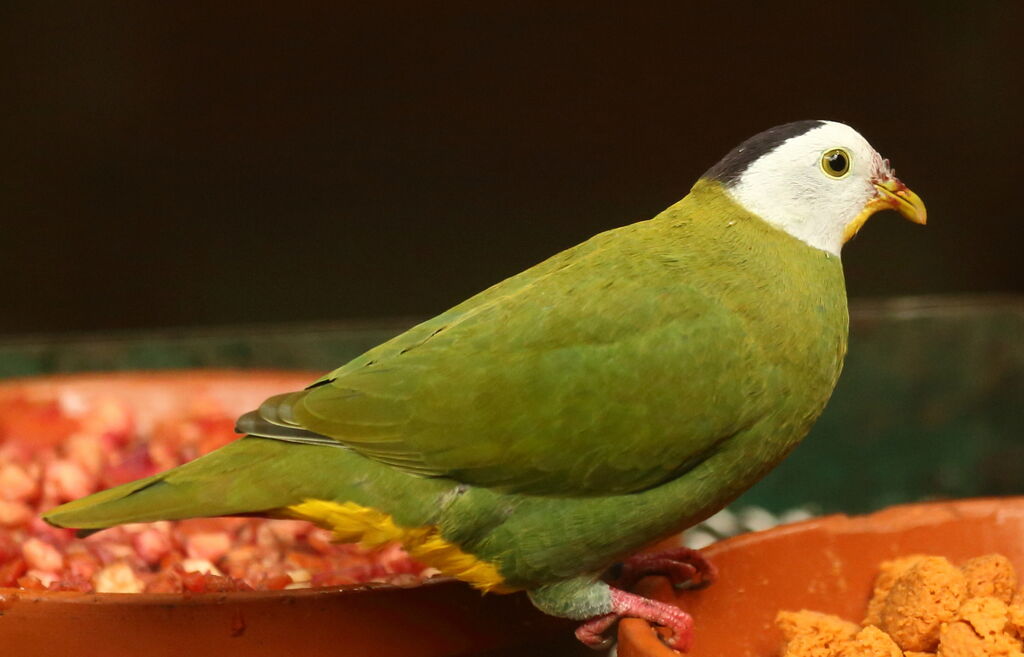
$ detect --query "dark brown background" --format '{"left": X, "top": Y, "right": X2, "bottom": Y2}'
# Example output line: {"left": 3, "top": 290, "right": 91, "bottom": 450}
{"left": 2, "top": 2, "right": 1021, "bottom": 335}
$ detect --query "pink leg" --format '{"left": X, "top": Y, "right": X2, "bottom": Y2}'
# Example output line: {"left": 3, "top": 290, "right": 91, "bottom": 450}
{"left": 610, "top": 546, "right": 717, "bottom": 591}
{"left": 576, "top": 587, "right": 695, "bottom": 652}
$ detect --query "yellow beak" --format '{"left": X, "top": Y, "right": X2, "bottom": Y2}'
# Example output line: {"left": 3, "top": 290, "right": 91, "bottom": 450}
{"left": 843, "top": 177, "right": 927, "bottom": 243}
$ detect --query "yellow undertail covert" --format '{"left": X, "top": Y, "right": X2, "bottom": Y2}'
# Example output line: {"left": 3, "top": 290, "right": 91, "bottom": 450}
{"left": 284, "top": 499, "right": 516, "bottom": 593}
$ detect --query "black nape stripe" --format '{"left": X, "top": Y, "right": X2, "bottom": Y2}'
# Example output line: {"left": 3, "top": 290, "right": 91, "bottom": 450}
{"left": 703, "top": 120, "right": 824, "bottom": 185}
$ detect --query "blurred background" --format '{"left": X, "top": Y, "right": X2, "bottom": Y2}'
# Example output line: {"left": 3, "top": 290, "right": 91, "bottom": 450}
{"left": 2, "top": 1, "right": 1022, "bottom": 336}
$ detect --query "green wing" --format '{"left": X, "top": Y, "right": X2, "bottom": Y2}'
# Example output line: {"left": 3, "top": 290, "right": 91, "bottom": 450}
{"left": 254, "top": 207, "right": 775, "bottom": 497}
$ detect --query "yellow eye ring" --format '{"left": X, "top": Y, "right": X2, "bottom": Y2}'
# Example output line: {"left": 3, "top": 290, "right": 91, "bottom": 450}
{"left": 821, "top": 148, "right": 851, "bottom": 178}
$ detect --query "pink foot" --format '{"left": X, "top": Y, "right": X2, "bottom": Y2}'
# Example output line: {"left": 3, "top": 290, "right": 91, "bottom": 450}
{"left": 609, "top": 546, "right": 717, "bottom": 591}
{"left": 576, "top": 587, "right": 694, "bottom": 651}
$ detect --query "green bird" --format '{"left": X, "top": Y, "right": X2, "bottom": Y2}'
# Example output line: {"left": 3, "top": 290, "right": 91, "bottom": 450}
{"left": 45, "top": 120, "right": 925, "bottom": 651}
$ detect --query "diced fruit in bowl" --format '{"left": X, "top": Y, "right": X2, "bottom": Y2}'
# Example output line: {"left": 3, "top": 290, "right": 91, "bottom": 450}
{"left": 0, "top": 374, "right": 436, "bottom": 594}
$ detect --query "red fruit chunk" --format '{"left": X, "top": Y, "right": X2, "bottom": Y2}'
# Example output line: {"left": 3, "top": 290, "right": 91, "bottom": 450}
{"left": 185, "top": 532, "right": 231, "bottom": 562}
{"left": 0, "top": 557, "right": 27, "bottom": 586}
{"left": 182, "top": 571, "right": 205, "bottom": 592}
{"left": 193, "top": 416, "right": 240, "bottom": 456}
{"left": 22, "top": 537, "right": 64, "bottom": 572}
{"left": 17, "top": 574, "right": 45, "bottom": 590}
{"left": 79, "top": 399, "right": 133, "bottom": 445}
{"left": 0, "top": 531, "right": 19, "bottom": 562}
{"left": 263, "top": 573, "right": 294, "bottom": 590}
{"left": 48, "top": 573, "right": 92, "bottom": 592}
{"left": 64, "top": 549, "right": 101, "bottom": 581}
{"left": 0, "top": 396, "right": 80, "bottom": 447}
{"left": 0, "top": 500, "right": 32, "bottom": 527}
{"left": 101, "top": 445, "right": 155, "bottom": 488}
{"left": 45, "top": 459, "right": 95, "bottom": 502}
{"left": 146, "top": 571, "right": 184, "bottom": 593}
{"left": 133, "top": 529, "right": 172, "bottom": 565}
{"left": 93, "top": 561, "right": 144, "bottom": 593}
{"left": 0, "top": 463, "right": 38, "bottom": 502}
{"left": 64, "top": 434, "right": 106, "bottom": 476}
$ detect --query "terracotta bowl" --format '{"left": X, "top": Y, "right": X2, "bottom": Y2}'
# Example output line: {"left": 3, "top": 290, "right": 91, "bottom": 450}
{"left": 0, "top": 372, "right": 581, "bottom": 657}
{"left": 617, "top": 497, "right": 1024, "bottom": 657}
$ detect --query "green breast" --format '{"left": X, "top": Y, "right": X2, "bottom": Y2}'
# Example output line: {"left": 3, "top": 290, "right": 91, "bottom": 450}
{"left": 666, "top": 180, "right": 850, "bottom": 437}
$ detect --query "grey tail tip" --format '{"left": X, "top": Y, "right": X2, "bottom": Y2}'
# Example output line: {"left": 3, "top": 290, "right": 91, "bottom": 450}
{"left": 40, "top": 509, "right": 97, "bottom": 536}
{"left": 41, "top": 513, "right": 99, "bottom": 537}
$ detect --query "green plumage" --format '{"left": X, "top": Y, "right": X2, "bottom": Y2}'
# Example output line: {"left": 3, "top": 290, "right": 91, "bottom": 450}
{"left": 45, "top": 180, "right": 848, "bottom": 591}
{"left": 286, "top": 178, "right": 847, "bottom": 502}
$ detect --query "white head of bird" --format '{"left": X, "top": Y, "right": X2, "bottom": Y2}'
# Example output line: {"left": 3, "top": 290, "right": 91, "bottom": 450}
{"left": 704, "top": 120, "right": 927, "bottom": 256}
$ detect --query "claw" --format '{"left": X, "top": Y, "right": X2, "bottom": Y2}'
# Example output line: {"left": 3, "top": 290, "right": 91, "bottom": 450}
{"left": 575, "top": 612, "right": 618, "bottom": 650}
{"left": 609, "top": 546, "right": 717, "bottom": 591}
{"left": 576, "top": 587, "right": 694, "bottom": 652}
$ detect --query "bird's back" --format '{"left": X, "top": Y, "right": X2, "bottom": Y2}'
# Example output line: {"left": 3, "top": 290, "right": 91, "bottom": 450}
{"left": 283, "top": 180, "right": 849, "bottom": 498}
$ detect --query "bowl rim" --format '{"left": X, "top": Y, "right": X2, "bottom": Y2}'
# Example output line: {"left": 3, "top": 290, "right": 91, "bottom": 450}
{"left": 0, "top": 574, "right": 464, "bottom": 606}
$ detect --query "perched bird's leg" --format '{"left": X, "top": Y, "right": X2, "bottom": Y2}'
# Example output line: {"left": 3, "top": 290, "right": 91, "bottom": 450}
{"left": 577, "top": 588, "right": 694, "bottom": 651}
{"left": 529, "top": 576, "right": 695, "bottom": 652}
{"left": 607, "top": 546, "right": 717, "bottom": 591}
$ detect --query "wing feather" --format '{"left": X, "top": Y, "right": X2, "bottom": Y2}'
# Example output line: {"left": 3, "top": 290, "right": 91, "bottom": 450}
{"left": 250, "top": 214, "right": 773, "bottom": 496}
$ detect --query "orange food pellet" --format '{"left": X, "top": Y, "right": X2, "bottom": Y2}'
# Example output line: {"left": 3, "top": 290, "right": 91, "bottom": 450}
{"left": 776, "top": 610, "right": 859, "bottom": 657}
{"left": 1007, "top": 592, "right": 1024, "bottom": 639}
{"left": 936, "top": 619, "right": 1024, "bottom": 657}
{"left": 835, "top": 625, "right": 901, "bottom": 657}
{"left": 863, "top": 554, "right": 930, "bottom": 626}
{"left": 963, "top": 555, "right": 1018, "bottom": 604}
{"left": 779, "top": 553, "right": 1024, "bottom": 657}
{"left": 961, "top": 596, "right": 1012, "bottom": 639}
{"left": 879, "top": 556, "right": 966, "bottom": 652}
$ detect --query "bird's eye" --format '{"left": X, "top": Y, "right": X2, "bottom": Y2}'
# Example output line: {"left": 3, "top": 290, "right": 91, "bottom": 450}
{"left": 821, "top": 148, "right": 851, "bottom": 178}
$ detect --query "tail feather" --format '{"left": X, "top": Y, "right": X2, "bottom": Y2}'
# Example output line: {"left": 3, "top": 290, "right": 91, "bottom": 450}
{"left": 44, "top": 437, "right": 306, "bottom": 532}
{"left": 43, "top": 434, "right": 452, "bottom": 536}
{"left": 44, "top": 472, "right": 170, "bottom": 536}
